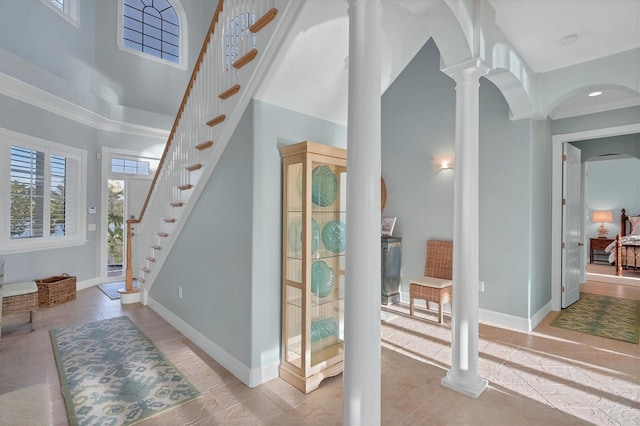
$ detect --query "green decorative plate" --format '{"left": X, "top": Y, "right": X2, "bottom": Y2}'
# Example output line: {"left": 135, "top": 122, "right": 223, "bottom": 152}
{"left": 288, "top": 218, "right": 320, "bottom": 255}
{"left": 322, "top": 220, "right": 346, "bottom": 253}
{"left": 311, "top": 260, "right": 334, "bottom": 298}
{"left": 310, "top": 318, "right": 339, "bottom": 343}
{"left": 311, "top": 165, "right": 338, "bottom": 207}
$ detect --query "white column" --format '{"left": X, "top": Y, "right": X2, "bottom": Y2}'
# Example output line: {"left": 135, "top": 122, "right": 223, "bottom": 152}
{"left": 441, "top": 61, "right": 489, "bottom": 399}
{"left": 344, "top": 0, "right": 382, "bottom": 424}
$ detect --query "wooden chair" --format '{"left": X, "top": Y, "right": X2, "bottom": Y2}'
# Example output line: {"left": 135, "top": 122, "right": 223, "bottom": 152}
{"left": 409, "top": 240, "right": 453, "bottom": 323}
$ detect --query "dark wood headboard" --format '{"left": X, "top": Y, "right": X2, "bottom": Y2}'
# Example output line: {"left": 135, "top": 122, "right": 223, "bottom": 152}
{"left": 620, "top": 209, "right": 630, "bottom": 237}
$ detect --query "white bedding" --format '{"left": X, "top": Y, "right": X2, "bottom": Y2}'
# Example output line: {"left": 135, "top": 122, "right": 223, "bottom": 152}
{"left": 605, "top": 235, "right": 640, "bottom": 263}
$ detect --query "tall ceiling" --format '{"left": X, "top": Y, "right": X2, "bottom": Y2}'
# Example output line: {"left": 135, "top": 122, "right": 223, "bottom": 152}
{"left": 256, "top": 0, "right": 640, "bottom": 125}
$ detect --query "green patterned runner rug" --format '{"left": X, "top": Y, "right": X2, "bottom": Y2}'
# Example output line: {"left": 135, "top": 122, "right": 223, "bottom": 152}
{"left": 50, "top": 316, "right": 200, "bottom": 425}
{"left": 551, "top": 293, "right": 640, "bottom": 344}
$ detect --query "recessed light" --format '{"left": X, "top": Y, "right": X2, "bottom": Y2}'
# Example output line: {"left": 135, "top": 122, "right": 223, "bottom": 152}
{"left": 588, "top": 91, "right": 603, "bottom": 97}
{"left": 559, "top": 34, "right": 578, "bottom": 46}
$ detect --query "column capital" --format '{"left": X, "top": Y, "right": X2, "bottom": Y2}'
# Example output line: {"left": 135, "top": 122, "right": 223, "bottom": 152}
{"left": 442, "top": 58, "right": 491, "bottom": 83}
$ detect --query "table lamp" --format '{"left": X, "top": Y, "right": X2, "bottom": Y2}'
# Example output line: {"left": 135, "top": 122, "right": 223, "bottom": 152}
{"left": 592, "top": 210, "right": 613, "bottom": 238}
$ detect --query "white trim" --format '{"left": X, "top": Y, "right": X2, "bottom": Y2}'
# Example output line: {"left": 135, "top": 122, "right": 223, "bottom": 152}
{"left": 100, "top": 147, "right": 160, "bottom": 285}
{"left": 147, "top": 296, "right": 272, "bottom": 387}
{"left": 0, "top": 72, "right": 170, "bottom": 140}
{"left": 400, "top": 290, "right": 551, "bottom": 332}
{"left": 551, "top": 123, "right": 640, "bottom": 311}
{"left": 76, "top": 277, "right": 101, "bottom": 291}
{"left": 117, "top": 0, "right": 188, "bottom": 71}
{"left": 0, "top": 127, "right": 87, "bottom": 256}
{"left": 586, "top": 272, "right": 640, "bottom": 287}
{"left": 40, "top": 0, "right": 80, "bottom": 28}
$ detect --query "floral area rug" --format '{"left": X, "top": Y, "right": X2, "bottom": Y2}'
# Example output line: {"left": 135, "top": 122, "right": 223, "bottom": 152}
{"left": 551, "top": 293, "right": 640, "bottom": 344}
{"left": 50, "top": 316, "right": 200, "bottom": 425}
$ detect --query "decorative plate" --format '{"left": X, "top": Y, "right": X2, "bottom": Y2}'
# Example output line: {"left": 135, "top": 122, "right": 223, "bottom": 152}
{"left": 287, "top": 218, "right": 320, "bottom": 255}
{"left": 322, "top": 220, "right": 346, "bottom": 253}
{"left": 311, "top": 260, "right": 334, "bottom": 298}
{"left": 312, "top": 165, "right": 338, "bottom": 207}
{"left": 310, "top": 218, "right": 320, "bottom": 255}
{"left": 310, "top": 317, "right": 339, "bottom": 343}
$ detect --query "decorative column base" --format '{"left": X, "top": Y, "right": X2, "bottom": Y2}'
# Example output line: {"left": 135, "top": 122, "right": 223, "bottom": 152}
{"left": 441, "top": 372, "right": 488, "bottom": 399}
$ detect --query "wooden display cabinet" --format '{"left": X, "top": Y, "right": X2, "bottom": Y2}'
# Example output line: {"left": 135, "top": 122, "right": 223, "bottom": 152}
{"left": 279, "top": 141, "right": 347, "bottom": 393}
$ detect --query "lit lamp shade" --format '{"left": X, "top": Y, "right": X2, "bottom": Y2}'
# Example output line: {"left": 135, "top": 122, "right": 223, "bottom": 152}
{"left": 592, "top": 210, "right": 613, "bottom": 238}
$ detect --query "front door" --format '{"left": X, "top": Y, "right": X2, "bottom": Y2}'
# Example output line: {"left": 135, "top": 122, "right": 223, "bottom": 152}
{"left": 561, "top": 143, "right": 582, "bottom": 308}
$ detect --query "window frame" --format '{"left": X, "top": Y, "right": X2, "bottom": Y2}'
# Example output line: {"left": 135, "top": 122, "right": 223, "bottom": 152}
{"left": 40, "top": 0, "right": 80, "bottom": 28}
{"left": 117, "top": 0, "right": 188, "bottom": 70}
{"left": 0, "top": 128, "right": 87, "bottom": 255}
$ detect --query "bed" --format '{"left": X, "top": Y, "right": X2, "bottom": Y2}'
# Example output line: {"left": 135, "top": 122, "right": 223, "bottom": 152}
{"left": 605, "top": 209, "right": 640, "bottom": 275}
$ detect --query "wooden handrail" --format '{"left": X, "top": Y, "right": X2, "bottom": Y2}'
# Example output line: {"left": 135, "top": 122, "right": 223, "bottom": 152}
{"left": 137, "top": 0, "right": 225, "bottom": 223}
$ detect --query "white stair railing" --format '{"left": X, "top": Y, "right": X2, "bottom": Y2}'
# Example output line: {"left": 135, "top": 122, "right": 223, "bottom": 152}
{"left": 124, "top": 0, "right": 299, "bottom": 303}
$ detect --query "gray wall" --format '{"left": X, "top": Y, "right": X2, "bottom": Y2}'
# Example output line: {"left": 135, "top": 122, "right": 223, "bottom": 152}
{"left": 571, "top": 134, "right": 640, "bottom": 161}
{"left": 150, "top": 99, "right": 348, "bottom": 371}
{"left": 0, "top": 0, "right": 217, "bottom": 284}
{"left": 585, "top": 158, "right": 640, "bottom": 237}
{"left": 381, "top": 39, "right": 456, "bottom": 294}
{"left": 478, "top": 79, "right": 534, "bottom": 317}
{"left": 382, "top": 39, "right": 546, "bottom": 319}
{"left": 529, "top": 118, "right": 553, "bottom": 315}
{"left": 551, "top": 106, "right": 640, "bottom": 135}
{"left": 251, "top": 100, "right": 347, "bottom": 368}
{"left": 0, "top": 0, "right": 216, "bottom": 118}
{"left": 150, "top": 104, "right": 255, "bottom": 366}
{"left": 0, "top": 95, "right": 162, "bottom": 284}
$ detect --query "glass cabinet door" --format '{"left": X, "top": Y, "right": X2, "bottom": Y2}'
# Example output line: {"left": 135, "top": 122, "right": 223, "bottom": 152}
{"left": 280, "top": 142, "right": 347, "bottom": 393}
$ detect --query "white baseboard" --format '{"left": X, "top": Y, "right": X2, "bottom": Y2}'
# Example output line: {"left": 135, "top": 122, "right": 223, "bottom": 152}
{"left": 402, "top": 290, "right": 550, "bottom": 332}
{"left": 146, "top": 296, "right": 276, "bottom": 388}
{"left": 586, "top": 272, "right": 640, "bottom": 287}
{"left": 76, "top": 277, "right": 100, "bottom": 291}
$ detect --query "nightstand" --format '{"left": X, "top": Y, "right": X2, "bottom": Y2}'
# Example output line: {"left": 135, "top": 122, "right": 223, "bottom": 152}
{"left": 590, "top": 238, "right": 614, "bottom": 264}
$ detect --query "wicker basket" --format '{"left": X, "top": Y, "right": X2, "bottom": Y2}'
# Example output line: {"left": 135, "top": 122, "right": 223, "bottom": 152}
{"left": 35, "top": 273, "right": 77, "bottom": 307}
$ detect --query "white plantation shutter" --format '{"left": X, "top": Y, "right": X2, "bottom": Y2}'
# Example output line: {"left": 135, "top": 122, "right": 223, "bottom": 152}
{"left": 1, "top": 128, "right": 86, "bottom": 254}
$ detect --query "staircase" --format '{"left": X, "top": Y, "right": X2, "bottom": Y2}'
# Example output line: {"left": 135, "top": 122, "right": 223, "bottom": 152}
{"left": 124, "top": 0, "right": 300, "bottom": 304}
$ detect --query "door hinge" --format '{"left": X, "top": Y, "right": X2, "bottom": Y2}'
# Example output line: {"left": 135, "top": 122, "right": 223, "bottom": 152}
{"left": 562, "top": 198, "right": 566, "bottom": 205}
{"left": 562, "top": 286, "right": 565, "bottom": 293}
{"left": 562, "top": 154, "right": 567, "bottom": 161}
{"left": 562, "top": 242, "right": 566, "bottom": 249}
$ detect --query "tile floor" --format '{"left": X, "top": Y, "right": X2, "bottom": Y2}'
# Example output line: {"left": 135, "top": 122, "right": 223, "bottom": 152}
{"left": 0, "top": 281, "right": 638, "bottom": 425}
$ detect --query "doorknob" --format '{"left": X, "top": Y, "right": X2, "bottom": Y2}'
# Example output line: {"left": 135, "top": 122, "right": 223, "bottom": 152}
{"left": 578, "top": 242, "right": 584, "bottom": 246}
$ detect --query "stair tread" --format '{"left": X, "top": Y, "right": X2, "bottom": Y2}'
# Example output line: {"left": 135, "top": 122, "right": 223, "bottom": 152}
{"left": 219, "top": 84, "right": 241, "bottom": 100}
{"left": 233, "top": 49, "right": 257, "bottom": 69}
{"left": 249, "top": 8, "right": 278, "bottom": 33}
{"left": 170, "top": 202, "right": 184, "bottom": 207}
{"left": 195, "top": 141, "right": 214, "bottom": 150}
{"left": 186, "top": 163, "right": 203, "bottom": 171}
{"left": 145, "top": 256, "right": 156, "bottom": 262}
{"left": 157, "top": 232, "right": 169, "bottom": 237}
{"left": 164, "top": 218, "right": 176, "bottom": 223}
{"left": 151, "top": 245, "right": 162, "bottom": 250}
{"left": 206, "top": 115, "right": 226, "bottom": 127}
{"left": 177, "top": 184, "right": 193, "bottom": 191}
{"left": 141, "top": 267, "right": 151, "bottom": 273}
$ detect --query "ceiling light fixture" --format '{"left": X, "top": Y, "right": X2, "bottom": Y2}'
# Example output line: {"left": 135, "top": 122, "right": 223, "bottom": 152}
{"left": 588, "top": 91, "right": 603, "bottom": 97}
{"left": 559, "top": 34, "right": 578, "bottom": 46}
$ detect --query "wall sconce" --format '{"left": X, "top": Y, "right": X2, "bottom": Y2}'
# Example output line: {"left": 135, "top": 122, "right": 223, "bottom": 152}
{"left": 592, "top": 210, "right": 613, "bottom": 238}
{"left": 432, "top": 155, "right": 454, "bottom": 170}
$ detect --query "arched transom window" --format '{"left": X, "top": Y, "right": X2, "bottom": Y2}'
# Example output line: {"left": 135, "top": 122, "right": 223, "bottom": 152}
{"left": 119, "top": 0, "right": 187, "bottom": 68}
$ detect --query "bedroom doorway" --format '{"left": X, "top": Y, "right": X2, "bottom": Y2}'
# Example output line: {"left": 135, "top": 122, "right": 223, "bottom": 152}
{"left": 551, "top": 123, "right": 640, "bottom": 311}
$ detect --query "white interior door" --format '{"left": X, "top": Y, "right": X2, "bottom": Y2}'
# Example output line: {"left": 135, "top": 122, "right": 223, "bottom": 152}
{"left": 126, "top": 178, "right": 152, "bottom": 279}
{"left": 562, "top": 143, "right": 582, "bottom": 308}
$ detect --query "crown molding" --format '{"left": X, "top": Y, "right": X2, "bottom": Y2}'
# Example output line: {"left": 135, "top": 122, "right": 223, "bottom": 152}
{"left": 0, "top": 72, "right": 170, "bottom": 139}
